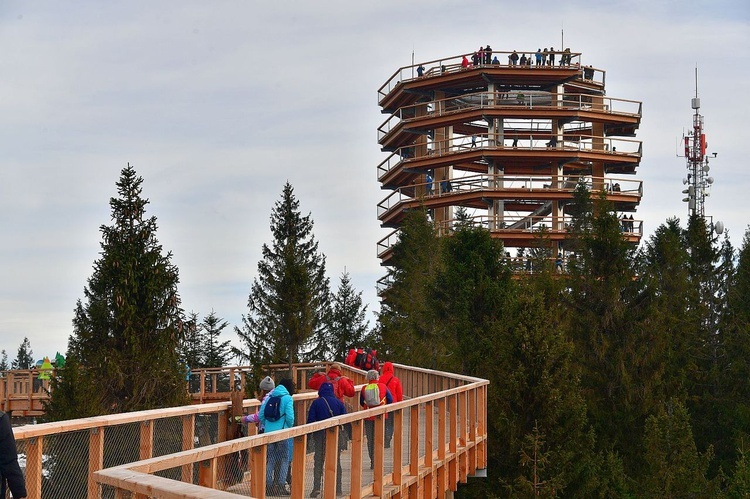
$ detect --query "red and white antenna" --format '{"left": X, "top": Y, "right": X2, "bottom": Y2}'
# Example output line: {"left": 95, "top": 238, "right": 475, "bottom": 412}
{"left": 679, "top": 68, "right": 723, "bottom": 234}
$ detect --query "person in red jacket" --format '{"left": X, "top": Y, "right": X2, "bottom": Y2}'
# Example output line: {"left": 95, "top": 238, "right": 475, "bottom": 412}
{"left": 359, "top": 370, "right": 393, "bottom": 469}
{"left": 379, "top": 362, "right": 403, "bottom": 448}
{"left": 307, "top": 365, "right": 355, "bottom": 403}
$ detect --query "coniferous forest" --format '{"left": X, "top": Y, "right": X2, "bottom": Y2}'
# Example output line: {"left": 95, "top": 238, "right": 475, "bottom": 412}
{"left": 37, "top": 166, "right": 750, "bottom": 497}
{"left": 378, "top": 185, "right": 750, "bottom": 497}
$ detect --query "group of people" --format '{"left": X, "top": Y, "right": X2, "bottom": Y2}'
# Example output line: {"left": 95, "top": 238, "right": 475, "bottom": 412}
{"left": 423, "top": 172, "right": 452, "bottom": 196}
{"left": 237, "top": 354, "right": 404, "bottom": 497}
{"left": 621, "top": 215, "right": 635, "bottom": 233}
{"left": 461, "top": 46, "right": 575, "bottom": 69}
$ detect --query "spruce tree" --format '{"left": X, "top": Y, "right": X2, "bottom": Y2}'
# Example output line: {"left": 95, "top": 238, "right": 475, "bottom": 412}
{"left": 179, "top": 311, "right": 204, "bottom": 369}
{"left": 377, "top": 209, "right": 441, "bottom": 366}
{"left": 0, "top": 350, "right": 8, "bottom": 372}
{"left": 321, "top": 270, "right": 369, "bottom": 362}
{"left": 11, "top": 337, "right": 34, "bottom": 369}
{"left": 641, "top": 401, "right": 715, "bottom": 497}
{"left": 718, "top": 228, "right": 750, "bottom": 471}
{"left": 564, "top": 186, "right": 652, "bottom": 469}
{"left": 234, "top": 182, "right": 330, "bottom": 369}
{"left": 46, "top": 164, "right": 187, "bottom": 418}
{"left": 201, "top": 310, "right": 232, "bottom": 368}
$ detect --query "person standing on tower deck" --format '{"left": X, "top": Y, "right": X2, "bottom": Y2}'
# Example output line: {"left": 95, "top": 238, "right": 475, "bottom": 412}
{"left": 549, "top": 47, "right": 556, "bottom": 66}
{"left": 461, "top": 55, "right": 470, "bottom": 69}
{"left": 542, "top": 48, "right": 549, "bottom": 66}
{"left": 484, "top": 44, "right": 492, "bottom": 65}
{"left": 509, "top": 50, "right": 519, "bottom": 66}
{"left": 535, "top": 48, "right": 543, "bottom": 66}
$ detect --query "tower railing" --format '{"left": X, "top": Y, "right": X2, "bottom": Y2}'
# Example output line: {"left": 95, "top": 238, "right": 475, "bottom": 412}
{"left": 377, "top": 51, "right": 597, "bottom": 101}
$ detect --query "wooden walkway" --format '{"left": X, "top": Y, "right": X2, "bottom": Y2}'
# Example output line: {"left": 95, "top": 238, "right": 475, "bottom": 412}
{"left": 228, "top": 407, "right": 432, "bottom": 497}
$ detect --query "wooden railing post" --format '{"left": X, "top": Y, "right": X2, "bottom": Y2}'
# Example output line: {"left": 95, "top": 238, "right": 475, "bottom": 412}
{"left": 26, "top": 436, "right": 42, "bottom": 499}
{"left": 182, "top": 414, "right": 195, "bottom": 482}
{"left": 198, "top": 458, "right": 217, "bottom": 489}
{"left": 350, "top": 419, "right": 364, "bottom": 499}
{"left": 373, "top": 413, "right": 386, "bottom": 496}
{"left": 136, "top": 421, "right": 153, "bottom": 499}
{"left": 292, "top": 433, "right": 309, "bottom": 497}
{"left": 392, "top": 408, "right": 403, "bottom": 488}
{"left": 449, "top": 394, "right": 458, "bottom": 491}
{"left": 87, "top": 426, "right": 104, "bottom": 499}
{"left": 250, "top": 445, "right": 266, "bottom": 498}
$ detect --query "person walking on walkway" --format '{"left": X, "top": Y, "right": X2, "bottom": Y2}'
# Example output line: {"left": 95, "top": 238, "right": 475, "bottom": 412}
{"left": 359, "top": 370, "right": 393, "bottom": 469}
{"left": 0, "top": 410, "right": 27, "bottom": 499}
{"left": 259, "top": 378, "right": 295, "bottom": 496}
{"left": 379, "top": 362, "right": 403, "bottom": 448}
{"left": 307, "top": 382, "right": 347, "bottom": 497}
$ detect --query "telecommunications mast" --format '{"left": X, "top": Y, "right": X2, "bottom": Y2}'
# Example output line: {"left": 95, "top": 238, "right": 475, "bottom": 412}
{"left": 680, "top": 68, "right": 723, "bottom": 234}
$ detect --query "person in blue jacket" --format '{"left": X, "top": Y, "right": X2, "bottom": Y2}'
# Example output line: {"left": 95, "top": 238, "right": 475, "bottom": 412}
{"left": 259, "top": 378, "right": 295, "bottom": 496}
{"left": 306, "top": 382, "right": 347, "bottom": 497}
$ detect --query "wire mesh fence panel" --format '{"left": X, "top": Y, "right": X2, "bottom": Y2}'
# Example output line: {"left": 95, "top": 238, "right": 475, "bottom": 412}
{"left": 41, "top": 429, "right": 91, "bottom": 499}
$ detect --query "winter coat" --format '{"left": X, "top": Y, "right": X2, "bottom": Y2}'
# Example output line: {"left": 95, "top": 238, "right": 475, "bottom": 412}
{"left": 242, "top": 391, "right": 273, "bottom": 432}
{"left": 359, "top": 381, "right": 393, "bottom": 421}
{"left": 307, "top": 382, "right": 347, "bottom": 438}
{"left": 307, "top": 368, "right": 355, "bottom": 401}
{"left": 379, "top": 362, "right": 404, "bottom": 403}
{"left": 0, "top": 411, "right": 26, "bottom": 499}
{"left": 258, "top": 384, "right": 295, "bottom": 432}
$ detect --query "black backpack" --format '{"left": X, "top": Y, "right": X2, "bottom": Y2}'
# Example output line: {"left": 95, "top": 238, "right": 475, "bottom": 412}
{"left": 354, "top": 348, "right": 379, "bottom": 371}
{"left": 264, "top": 395, "right": 283, "bottom": 422}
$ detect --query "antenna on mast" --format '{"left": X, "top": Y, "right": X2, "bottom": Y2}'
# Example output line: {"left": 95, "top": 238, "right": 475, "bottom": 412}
{"left": 680, "top": 67, "right": 723, "bottom": 234}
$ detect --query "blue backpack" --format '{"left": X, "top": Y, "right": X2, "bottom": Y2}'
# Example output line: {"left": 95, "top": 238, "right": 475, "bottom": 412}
{"left": 264, "top": 395, "right": 283, "bottom": 422}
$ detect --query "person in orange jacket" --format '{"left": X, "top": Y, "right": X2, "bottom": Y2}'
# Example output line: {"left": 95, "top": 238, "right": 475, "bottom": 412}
{"left": 379, "top": 362, "right": 403, "bottom": 448}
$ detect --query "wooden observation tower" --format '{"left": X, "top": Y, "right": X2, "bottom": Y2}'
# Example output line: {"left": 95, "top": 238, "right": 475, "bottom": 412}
{"left": 376, "top": 50, "right": 643, "bottom": 280}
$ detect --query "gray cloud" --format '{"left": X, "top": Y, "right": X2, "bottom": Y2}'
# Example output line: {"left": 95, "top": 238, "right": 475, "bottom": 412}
{"left": 0, "top": 0, "right": 747, "bottom": 359}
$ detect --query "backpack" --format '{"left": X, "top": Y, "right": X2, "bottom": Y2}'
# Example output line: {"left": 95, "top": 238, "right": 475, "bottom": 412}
{"left": 363, "top": 383, "right": 384, "bottom": 408}
{"left": 329, "top": 376, "right": 343, "bottom": 400}
{"left": 264, "top": 395, "right": 283, "bottom": 422}
{"left": 355, "top": 348, "right": 379, "bottom": 371}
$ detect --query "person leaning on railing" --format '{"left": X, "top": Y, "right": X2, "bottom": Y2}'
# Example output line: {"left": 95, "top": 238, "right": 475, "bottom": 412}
{"left": 0, "top": 410, "right": 26, "bottom": 499}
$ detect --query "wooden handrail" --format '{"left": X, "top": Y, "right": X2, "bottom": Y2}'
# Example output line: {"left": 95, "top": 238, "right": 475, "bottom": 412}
{"left": 10, "top": 362, "right": 488, "bottom": 499}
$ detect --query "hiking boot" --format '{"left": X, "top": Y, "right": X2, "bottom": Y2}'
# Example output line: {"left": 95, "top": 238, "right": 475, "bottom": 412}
{"left": 275, "top": 484, "right": 290, "bottom": 496}
{"left": 310, "top": 489, "right": 320, "bottom": 497}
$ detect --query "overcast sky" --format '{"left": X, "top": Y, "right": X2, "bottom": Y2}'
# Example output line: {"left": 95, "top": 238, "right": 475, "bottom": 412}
{"left": 1, "top": 1, "right": 748, "bottom": 362}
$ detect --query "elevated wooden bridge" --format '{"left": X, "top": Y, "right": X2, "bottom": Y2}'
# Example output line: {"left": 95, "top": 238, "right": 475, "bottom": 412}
{"left": 8, "top": 362, "right": 488, "bottom": 498}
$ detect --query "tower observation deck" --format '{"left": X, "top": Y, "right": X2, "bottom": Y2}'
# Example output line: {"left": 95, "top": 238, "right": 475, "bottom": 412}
{"left": 375, "top": 50, "right": 643, "bottom": 274}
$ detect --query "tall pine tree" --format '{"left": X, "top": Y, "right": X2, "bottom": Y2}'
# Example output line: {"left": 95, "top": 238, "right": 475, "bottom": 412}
{"left": 377, "top": 209, "right": 442, "bottom": 366}
{"left": 234, "top": 182, "right": 330, "bottom": 369}
{"left": 201, "top": 310, "right": 233, "bottom": 368}
{"left": 11, "top": 337, "right": 34, "bottom": 369}
{"left": 319, "top": 270, "right": 369, "bottom": 362}
{"left": 46, "top": 164, "right": 187, "bottom": 418}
